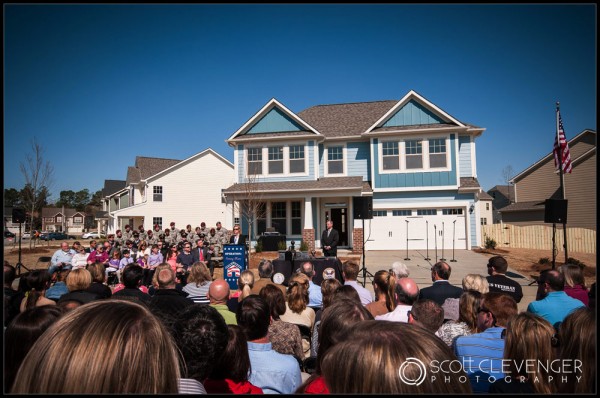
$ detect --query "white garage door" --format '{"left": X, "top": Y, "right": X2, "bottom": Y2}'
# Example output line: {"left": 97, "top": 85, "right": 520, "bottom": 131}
{"left": 366, "top": 208, "right": 467, "bottom": 251}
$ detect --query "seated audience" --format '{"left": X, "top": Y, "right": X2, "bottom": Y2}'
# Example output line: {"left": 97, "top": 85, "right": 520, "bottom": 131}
{"left": 149, "top": 267, "right": 193, "bottom": 330}
{"left": 57, "top": 268, "right": 100, "bottom": 305}
{"left": 365, "top": 270, "right": 396, "bottom": 317}
{"left": 408, "top": 299, "right": 445, "bottom": 333}
{"left": 462, "top": 273, "right": 489, "bottom": 294}
{"left": 454, "top": 292, "right": 518, "bottom": 393}
{"left": 560, "top": 263, "right": 589, "bottom": 306}
{"left": 419, "top": 261, "right": 463, "bottom": 305}
{"left": 557, "top": 307, "right": 596, "bottom": 393}
{"left": 112, "top": 265, "right": 152, "bottom": 306}
{"left": 311, "top": 278, "right": 342, "bottom": 357}
{"left": 321, "top": 321, "right": 471, "bottom": 393}
{"left": 209, "top": 279, "right": 237, "bottom": 325}
{"left": 280, "top": 273, "right": 315, "bottom": 357}
{"left": 375, "top": 277, "right": 419, "bottom": 323}
{"left": 4, "top": 263, "right": 24, "bottom": 326}
{"left": 332, "top": 284, "right": 362, "bottom": 305}
{"left": 172, "top": 304, "right": 229, "bottom": 394}
{"left": 85, "top": 263, "right": 112, "bottom": 299}
{"left": 236, "top": 295, "right": 302, "bottom": 394}
{"left": 527, "top": 269, "right": 585, "bottom": 329}
{"left": 227, "top": 269, "right": 254, "bottom": 313}
{"left": 20, "top": 270, "right": 55, "bottom": 312}
{"left": 182, "top": 262, "right": 212, "bottom": 304}
{"left": 204, "top": 325, "right": 264, "bottom": 394}
{"left": 489, "top": 312, "right": 558, "bottom": 394}
{"left": 300, "top": 261, "right": 323, "bottom": 309}
{"left": 45, "top": 267, "right": 70, "bottom": 301}
{"left": 436, "top": 290, "right": 482, "bottom": 347}
{"left": 11, "top": 300, "right": 180, "bottom": 393}
{"left": 259, "top": 284, "right": 304, "bottom": 360}
{"left": 390, "top": 260, "right": 410, "bottom": 279}
{"left": 250, "top": 259, "right": 286, "bottom": 296}
{"left": 342, "top": 260, "right": 372, "bottom": 305}
{"left": 70, "top": 246, "right": 89, "bottom": 269}
{"left": 4, "top": 306, "right": 64, "bottom": 391}
{"left": 485, "top": 255, "right": 523, "bottom": 302}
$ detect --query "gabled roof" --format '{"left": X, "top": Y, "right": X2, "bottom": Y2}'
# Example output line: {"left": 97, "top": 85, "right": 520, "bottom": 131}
{"left": 457, "top": 177, "right": 481, "bottom": 193}
{"left": 510, "top": 129, "right": 596, "bottom": 183}
{"left": 487, "top": 185, "right": 516, "bottom": 198}
{"left": 499, "top": 201, "right": 545, "bottom": 213}
{"left": 102, "top": 180, "right": 126, "bottom": 197}
{"left": 41, "top": 207, "right": 86, "bottom": 218}
{"left": 478, "top": 191, "right": 494, "bottom": 201}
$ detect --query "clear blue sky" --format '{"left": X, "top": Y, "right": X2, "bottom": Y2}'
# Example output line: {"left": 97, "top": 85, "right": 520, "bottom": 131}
{"left": 4, "top": 4, "right": 596, "bottom": 201}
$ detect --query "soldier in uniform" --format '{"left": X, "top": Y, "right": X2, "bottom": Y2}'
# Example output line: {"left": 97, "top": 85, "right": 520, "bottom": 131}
{"left": 153, "top": 223, "right": 162, "bottom": 235}
{"left": 115, "top": 230, "right": 125, "bottom": 249}
{"left": 169, "top": 222, "right": 179, "bottom": 238}
{"left": 198, "top": 222, "right": 210, "bottom": 238}
{"left": 137, "top": 225, "right": 147, "bottom": 242}
{"left": 176, "top": 229, "right": 188, "bottom": 247}
{"left": 163, "top": 228, "right": 174, "bottom": 246}
{"left": 146, "top": 229, "right": 158, "bottom": 246}
{"left": 123, "top": 225, "right": 133, "bottom": 242}
{"left": 215, "top": 221, "right": 229, "bottom": 246}
{"left": 185, "top": 224, "right": 194, "bottom": 240}
{"left": 207, "top": 227, "right": 222, "bottom": 260}
{"left": 191, "top": 226, "right": 202, "bottom": 248}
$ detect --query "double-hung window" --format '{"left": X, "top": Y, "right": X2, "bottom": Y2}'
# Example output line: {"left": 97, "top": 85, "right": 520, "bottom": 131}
{"left": 248, "top": 148, "right": 263, "bottom": 175}
{"left": 153, "top": 186, "right": 163, "bottom": 202}
{"left": 268, "top": 146, "right": 284, "bottom": 174}
{"left": 382, "top": 141, "right": 400, "bottom": 170}
{"left": 429, "top": 138, "right": 447, "bottom": 168}
{"left": 289, "top": 145, "right": 305, "bottom": 173}
{"left": 327, "top": 146, "right": 344, "bottom": 174}
{"left": 405, "top": 140, "right": 423, "bottom": 169}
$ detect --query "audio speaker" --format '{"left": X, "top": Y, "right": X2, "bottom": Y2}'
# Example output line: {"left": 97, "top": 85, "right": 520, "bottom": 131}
{"left": 12, "top": 208, "right": 26, "bottom": 224}
{"left": 353, "top": 196, "right": 373, "bottom": 219}
{"left": 544, "top": 199, "right": 568, "bottom": 224}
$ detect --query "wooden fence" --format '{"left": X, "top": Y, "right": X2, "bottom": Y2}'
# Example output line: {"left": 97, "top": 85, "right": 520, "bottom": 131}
{"left": 481, "top": 224, "right": 596, "bottom": 254}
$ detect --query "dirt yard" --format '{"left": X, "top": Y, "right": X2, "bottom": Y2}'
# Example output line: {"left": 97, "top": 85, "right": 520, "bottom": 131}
{"left": 5, "top": 241, "right": 595, "bottom": 285}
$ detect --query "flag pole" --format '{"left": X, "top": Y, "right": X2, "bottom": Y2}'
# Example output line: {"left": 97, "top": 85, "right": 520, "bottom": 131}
{"left": 555, "top": 102, "right": 568, "bottom": 267}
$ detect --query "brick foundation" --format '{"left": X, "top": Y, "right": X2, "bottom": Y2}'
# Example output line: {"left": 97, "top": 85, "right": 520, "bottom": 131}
{"left": 353, "top": 228, "right": 364, "bottom": 253}
{"left": 302, "top": 229, "right": 315, "bottom": 252}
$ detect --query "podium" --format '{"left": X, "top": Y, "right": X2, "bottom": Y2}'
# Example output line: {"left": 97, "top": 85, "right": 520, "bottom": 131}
{"left": 223, "top": 244, "right": 247, "bottom": 290}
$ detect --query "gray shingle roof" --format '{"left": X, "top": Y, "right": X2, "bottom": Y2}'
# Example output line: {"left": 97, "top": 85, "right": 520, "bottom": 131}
{"left": 371, "top": 123, "right": 459, "bottom": 133}
{"left": 102, "top": 180, "right": 126, "bottom": 197}
{"left": 499, "top": 201, "right": 545, "bottom": 212}
{"left": 459, "top": 177, "right": 481, "bottom": 189}
{"left": 297, "top": 100, "right": 398, "bottom": 138}
{"left": 478, "top": 191, "right": 494, "bottom": 200}
{"left": 224, "top": 176, "right": 371, "bottom": 195}
{"left": 488, "top": 185, "right": 516, "bottom": 198}
{"left": 41, "top": 207, "right": 86, "bottom": 218}
{"left": 135, "top": 156, "right": 181, "bottom": 180}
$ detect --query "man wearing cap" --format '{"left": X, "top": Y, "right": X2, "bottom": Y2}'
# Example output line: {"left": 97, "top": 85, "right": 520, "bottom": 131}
{"left": 137, "top": 225, "right": 147, "bottom": 242}
{"left": 115, "top": 230, "right": 125, "bottom": 249}
{"left": 169, "top": 222, "right": 179, "bottom": 238}
{"left": 215, "top": 222, "right": 229, "bottom": 246}
{"left": 199, "top": 222, "right": 209, "bottom": 240}
{"left": 146, "top": 229, "right": 158, "bottom": 246}
{"left": 123, "top": 225, "right": 133, "bottom": 241}
{"left": 49, "top": 242, "right": 75, "bottom": 276}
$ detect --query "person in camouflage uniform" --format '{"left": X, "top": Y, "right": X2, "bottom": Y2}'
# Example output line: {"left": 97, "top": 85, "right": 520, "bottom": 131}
{"left": 215, "top": 221, "right": 229, "bottom": 246}
{"left": 185, "top": 224, "right": 194, "bottom": 240}
{"left": 191, "top": 227, "right": 202, "bottom": 248}
{"left": 115, "top": 230, "right": 125, "bottom": 249}
{"left": 207, "top": 227, "right": 222, "bottom": 259}
{"left": 123, "top": 225, "right": 133, "bottom": 242}
{"left": 146, "top": 229, "right": 158, "bottom": 246}
{"left": 163, "top": 228, "right": 175, "bottom": 246}
{"left": 137, "top": 225, "right": 147, "bottom": 242}
{"left": 176, "top": 229, "right": 188, "bottom": 247}
{"left": 168, "top": 222, "right": 179, "bottom": 238}
{"left": 198, "top": 222, "right": 210, "bottom": 239}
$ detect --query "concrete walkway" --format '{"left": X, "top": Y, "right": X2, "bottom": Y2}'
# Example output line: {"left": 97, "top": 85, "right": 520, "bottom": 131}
{"left": 353, "top": 249, "right": 537, "bottom": 312}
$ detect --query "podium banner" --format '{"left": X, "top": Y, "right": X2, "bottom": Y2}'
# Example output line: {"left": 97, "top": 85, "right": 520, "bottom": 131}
{"left": 223, "top": 244, "right": 247, "bottom": 290}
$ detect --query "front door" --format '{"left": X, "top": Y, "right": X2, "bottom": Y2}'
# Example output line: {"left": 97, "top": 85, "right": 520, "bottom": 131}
{"left": 330, "top": 208, "right": 348, "bottom": 247}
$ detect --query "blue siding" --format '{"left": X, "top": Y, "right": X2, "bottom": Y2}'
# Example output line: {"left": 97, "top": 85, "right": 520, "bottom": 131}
{"left": 458, "top": 135, "right": 472, "bottom": 177}
{"left": 383, "top": 100, "right": 444, "bottom": 127}
{"left": 375, "top": 191, "right": 474, "bottom": 202}
{"left": 469, "top": 204, "right": 477, "bottom": 247}
{"left": 347, "top": 142, "right": 370, "bottom": 180}
{"left": 374, "top": 134, "right": 458, "bottom": 188}
{"left": 318, "top": 144, "right": 324, "bottom": 176}
{"left": 237, "top": 142, "right": 315, "bottom": 183}
{"left": 247, "top": 107, "right": 304, "bottom": 134}
{"left": 237, "top": 145, "right": 245, "bottom": 182}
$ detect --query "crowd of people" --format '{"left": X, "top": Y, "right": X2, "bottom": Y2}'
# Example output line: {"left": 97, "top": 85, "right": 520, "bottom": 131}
{"left": 3, "top": 235, "right": 597, "bottom": 394}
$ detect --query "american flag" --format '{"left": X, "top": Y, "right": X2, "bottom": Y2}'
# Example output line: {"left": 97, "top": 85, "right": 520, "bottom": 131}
{"left": 553, "top": 110, "right": 573, "bottom": 174}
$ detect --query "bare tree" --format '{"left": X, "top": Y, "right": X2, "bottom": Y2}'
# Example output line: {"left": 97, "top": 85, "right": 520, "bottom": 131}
{"left": 501, "top": 165, "right": 514, "bottom": 203}
{"left": 230, "top": 173, "right": 267, "bottom": 250}
{"left": 20, "top": 138, "right": 54, "bottom": 248}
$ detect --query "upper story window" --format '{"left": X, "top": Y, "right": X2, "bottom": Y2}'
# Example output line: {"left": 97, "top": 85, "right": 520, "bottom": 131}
{"left": 248, "top": 148, "right": 263, "bottom": 175}
{"left": 268, "top": 146, "right": 284, "bottom": 174}
{"left": 327, "top": 146, "right": 344, "bottom": 175}
{"left": 486, "top": 203, "right": 490, "bottom": 211}
{"left": 153, "top": 217, "right": 163, "bottom": 229}
{"left": 153, "top": 186, "right": 163, "bottom": 202}
{"left": 405, "top": 140, "right": 423, "bottom": 169}
{"left": 429, "top": 138, "right": 447, "bottom": 168}
{"left": 289, "top": 145, "right": 305, "bottom": 173}
{"left": 56, "top": 216, "right": 63, "bottom": 223}
{"left": 382, "top": 141, "right": 400, "bottom": 170}
{"left": 73, "top": 216, "right": 83, "bottom": 224}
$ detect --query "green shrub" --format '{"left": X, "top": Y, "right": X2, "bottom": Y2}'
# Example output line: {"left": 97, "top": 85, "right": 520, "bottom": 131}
{"left": 299, "top": 240, "right": 309, "bottom": 251}
{"left": 484, "top": 235, "right": 497, "bottom": 250}
{"left": 538, "top": 257, "right": 550, "bottom": 265}
{"left": 255, "top": 240, "right": 263, "bottom": 253}
{"left": 277, "top": 240, "right": 287, "bottom": 251}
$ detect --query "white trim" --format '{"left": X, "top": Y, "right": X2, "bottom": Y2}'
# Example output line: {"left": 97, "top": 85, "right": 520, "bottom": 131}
{"left": 313, "top": 141, "right": 320, "bottom": 179}
{"left": 470, "top": 136, "right": 477, "bottom": 177}
{"left": 377, "top": 135, "right": 451, "bottom": 174}
{"left": 243, "top": 141, "right": 310, "bottom": 179}
{"left": 370, "top": 137, "right": 376, "bottom": 189}
{"left": 365, "top": 90, "right": 467, "bottom": 134}
{"left": 323, "top": 143, "right": 347, "bottom": 177}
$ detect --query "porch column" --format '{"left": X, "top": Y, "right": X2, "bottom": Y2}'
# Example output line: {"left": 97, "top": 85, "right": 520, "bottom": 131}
{"left": 303, "top": 197, "right": 315, "bottom": 252}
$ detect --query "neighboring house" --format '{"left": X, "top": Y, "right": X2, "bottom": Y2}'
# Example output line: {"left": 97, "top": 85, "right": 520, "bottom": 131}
{"left": 98, "top": 179, "right": 127, "bottom": 233}
{"left": 487, "top": 185, "right": 516, "bottom": 223}
{"left": 41, "top": 207, "right": 87, "bottom": 233}
{"left": 223, "top": 90, "right": 486, "bottom": 252}
{"left": 103, "top": 149, "right": 235, "bottom": 233}
{"left": 500, "top": 129, "right": 596, "bottom": 230}
{"left": 477, "top": 191, "right": 494, "bottom": 226}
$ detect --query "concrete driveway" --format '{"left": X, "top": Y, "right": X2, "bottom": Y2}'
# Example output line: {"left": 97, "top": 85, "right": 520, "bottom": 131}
{"left": 357, "top": 249, "right": 537, "bottom": 312}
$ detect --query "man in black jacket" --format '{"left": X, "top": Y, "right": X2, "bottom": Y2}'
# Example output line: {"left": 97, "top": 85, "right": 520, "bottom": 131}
{"left": 321, "top": 220, "right": 339, "bottom": 257}
{"left": 418, "top": 261, "right": 463, "bottom": 306}
{"left": 149, "top": 267, "right": 193, "bottom": 328}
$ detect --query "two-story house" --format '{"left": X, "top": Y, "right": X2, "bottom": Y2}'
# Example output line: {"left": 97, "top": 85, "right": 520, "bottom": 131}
{"left": 103, "top": 148, "right": 235, "bottom": 233}
{"left": 487, "top": 184, "right": 516, "bottom": 223}
{"left": 223, "top": 90, "right": 485, "bottom": 252}
{"left": 41, "top": 207, "right": 87, "bottom": 233}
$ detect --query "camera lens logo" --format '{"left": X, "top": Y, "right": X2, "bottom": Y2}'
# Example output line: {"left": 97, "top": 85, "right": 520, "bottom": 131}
{"left": 398, "top": 357, "right": 427, "bottom": 386}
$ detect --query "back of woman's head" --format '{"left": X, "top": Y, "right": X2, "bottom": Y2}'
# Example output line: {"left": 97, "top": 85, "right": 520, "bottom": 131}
{"left": 86, "top": 263, "right": 106, "bottom": 283}
{"left": 316, "top": 298, "right": 373, "bottom": 374}
{"left": 287, "top": 273, "right": 310, "bottom": 313}
{"left": 462, "top": 274, "right": 489, "bottom": 294}
{"left": 558, "top": 307, "right": 596, "bottom": 393}
{"left": 188, "top": 262, "right": 211, "bottom": 287}
{"left": 11, "top": 300, "right": 180, "bottom": 393}
{"left": 23, "top": 270, "right": 51, "bottom": 310}
{"left": 238, "top": 270, "right": 254, "bottom": 301}
{"left": 320, "top": 278, "right": 342, "bottom": 309}
{"left": 459, "top": 290, "right": 482, "bottom": 332}
{"left": 4, "top": 306, "right": 64, "bottom": 391}
{"left": 258, "top": 283, "right": 286, "bottom": 319}
{"left": 373, "top": 270, "right": 396, "bottom": 312}
{"left": 209, "top": 324, "right": 251, "bottom": 382}
{"left": 152, "top": 263, "right": 172, "bottom": 287}
{"left": 66, "top": 268, "right": 93, "bottom": 291}
{"left": 504, "top": 312, "right": 557, "bottom": 393}
{"left": 321, "top": 321, "right": 472, "bottom": 394}
{"left": 560, "top": 263, "right": 586, "bottom": 288}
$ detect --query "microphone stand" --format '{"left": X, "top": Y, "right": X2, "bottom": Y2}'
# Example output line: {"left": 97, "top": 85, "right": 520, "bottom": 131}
{"left": 440, "top": 222, "right": 446, "bottom": 261}
{"left": 425, "top": 220, "right": 431, "bottom": 261}
{"left": 404, "top": 220, "right": 410, "bottom": 261}
{"left": 450, "top": 220, "right": 457, "bottom": 262}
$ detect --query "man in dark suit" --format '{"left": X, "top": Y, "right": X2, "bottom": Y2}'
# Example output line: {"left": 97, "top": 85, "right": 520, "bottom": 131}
{"left": 418, "top": 261, "right": 463, "bottom": 306}
{"left": 192, "top": 238, "right": 213, "bottom": 274}
{"left": 229, "top": 224, "right": 247, "bottom": 245}
{"left": 321, "top": 220, "right": 339, "bottom": 257}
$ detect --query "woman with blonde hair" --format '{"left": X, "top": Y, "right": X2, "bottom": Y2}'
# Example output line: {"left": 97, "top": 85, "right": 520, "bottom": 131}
{"left": 85, "top": 263, "right": 112, "bottom": 299}
{"left": 182, "top": 262, "right": 212, "bottom": 304}
{"left": 227, "top": 270, "right": 255, "bottom": 313}
{"left": 365, "top": 270, "right": 396, "bottom": 317}
{"left": 321, "top": 320, "right": 472, "bottom": 394}
{"left": 560, "top": 263, "right": 588, "bottom": 306}
{"left": 11, "top": 300, "right": 180, "bottom": 393}
{"left": 58, "top": 268, "right": 100, "bottom": 305}
{"left": 490, "top": 312, "right": 558, "bottom": 393}
{"left": 462, "top": 273, "right": 489, "bottom": 294}
{"left": 436, "top": 290, "right": 483, "bottom": 347}
{"left": 558, "top": 307, "right": 595, "bottom": 393}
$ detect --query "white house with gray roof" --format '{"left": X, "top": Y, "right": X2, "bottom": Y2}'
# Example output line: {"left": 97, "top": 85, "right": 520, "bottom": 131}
{"left": 224, "top": 90, "right": 486, "bottom": 252}
{"left": 102, "top": 148, "right": 235, "bottom": 234}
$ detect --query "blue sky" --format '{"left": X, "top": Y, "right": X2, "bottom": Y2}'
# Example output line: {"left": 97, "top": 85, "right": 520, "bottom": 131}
{"left": 4, "top": 4, "right": 596, "bottom": 201}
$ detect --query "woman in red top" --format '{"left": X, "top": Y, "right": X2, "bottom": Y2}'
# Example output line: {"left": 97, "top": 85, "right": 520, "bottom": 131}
{"left": 165, "top": 244, "right": 179, "bottom": 274}
{"left": 204, "top": 324, "right": 263, "bottom": 394}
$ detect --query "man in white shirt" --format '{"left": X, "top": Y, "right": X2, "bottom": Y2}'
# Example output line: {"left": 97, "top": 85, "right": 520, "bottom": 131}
{"left": 342, "top": 260, "right": 372, "bottom": 305}
{"left": 376, "top": 277, "right": 420, "bottom": 323}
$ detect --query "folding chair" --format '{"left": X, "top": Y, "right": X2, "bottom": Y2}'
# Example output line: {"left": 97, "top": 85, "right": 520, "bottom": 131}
{"left": 36, "top": 256, "right": 52, "bottom": 269}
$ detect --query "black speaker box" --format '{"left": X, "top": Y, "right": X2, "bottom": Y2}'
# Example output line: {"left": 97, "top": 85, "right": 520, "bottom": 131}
{"left": 353, "top": 196, "right": 373, "bottom": 219}
{"left": 544, "top": 199, "right": 568, "bottom": 224}
{"left": 12, "top": 208, "right": 26, "bottom": 224}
